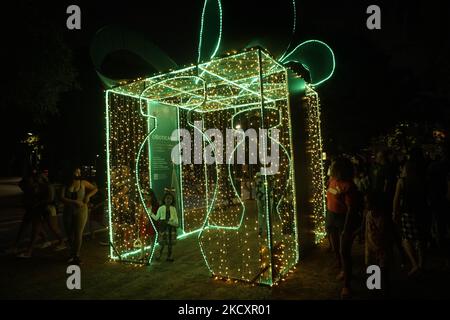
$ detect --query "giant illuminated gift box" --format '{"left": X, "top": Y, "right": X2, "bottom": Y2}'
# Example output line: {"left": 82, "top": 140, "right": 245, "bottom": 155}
{"left": 105, "top": 47, "right": 325, "bottom": 286}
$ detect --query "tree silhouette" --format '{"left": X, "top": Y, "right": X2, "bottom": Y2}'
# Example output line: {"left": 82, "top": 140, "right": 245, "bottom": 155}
{"left": 2, "top": 2, "right": 78, "bottom": 128}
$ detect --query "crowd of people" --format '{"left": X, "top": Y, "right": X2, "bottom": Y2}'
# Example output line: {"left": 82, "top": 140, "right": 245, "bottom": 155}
{"left": 325, "top": 145, "right": 450, "bottom": 299}
{"left": 10, "top": 166, "right": 98, "bottom": 265}
{"left": 9, "top": 165, "right": 181, "bottom": 265}
{"left": 7, "top": 143, "right": 449, "bottom": 294}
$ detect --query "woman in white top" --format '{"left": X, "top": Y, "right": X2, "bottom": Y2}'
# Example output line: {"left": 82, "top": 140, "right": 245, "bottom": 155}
{"left": 151, "top": 193, "right": 178, "bottom": 262}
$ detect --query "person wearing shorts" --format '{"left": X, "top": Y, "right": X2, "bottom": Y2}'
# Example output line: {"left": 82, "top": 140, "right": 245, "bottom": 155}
{"left": 326, "top": 158, "right": 359, "bottom": 299}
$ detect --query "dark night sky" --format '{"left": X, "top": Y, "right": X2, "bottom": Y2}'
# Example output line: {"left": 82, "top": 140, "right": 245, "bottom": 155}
{"left": 1, "top": 0, "right": 449, "bottom": 176}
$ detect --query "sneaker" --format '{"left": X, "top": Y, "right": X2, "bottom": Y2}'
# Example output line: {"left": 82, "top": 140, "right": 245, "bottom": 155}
{"left": 67, "top": 257, "right": 75, "bottom": 264}
{"left": 17, "top": 252, "right": 32, "bottom": 258}
{"left": 54, "top": 243, "right": 67, "bottom": 251}
{"left": 39, "top": 241, "right": 53, "bottom": 249}
{"left": 166, "top": 257, "right": 174, "bottom": 262}
{"left": 336, "top": 271, "right": 344, "bottom": 281}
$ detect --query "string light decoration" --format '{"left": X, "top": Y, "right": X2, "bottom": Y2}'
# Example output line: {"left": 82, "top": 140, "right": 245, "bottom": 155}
{"left": 106, "top": 48, "right": 301, "bottom": 285}
{"left": 302, "top": 84, "right": 327, "bottom": 243}
{"left": 105, "top": 93, "right": 159, "bottom": 262}
{"left": 93, "top": 0, "right": 336, "bottom": 287}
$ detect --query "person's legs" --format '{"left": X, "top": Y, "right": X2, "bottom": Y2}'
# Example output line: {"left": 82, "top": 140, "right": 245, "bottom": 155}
{"left": 327, "top": 233, "right": 334, "bottom": 252}
{"left": 38, "top": 229, "right": 48, "bottom": 242}
{"left": 330, "top": 230, "right": 341, "bottom": 269}
{"left": 413, "top": 210, "right": 427, "bottom": 270}
{"left": 48, "top": 216, "right": 64, "bottom": 243}
{"left": 339, "top": 212, "right": 359, "bottom": 298}
{"left": 23, "top": 213, "right": 43, "bottom": 256}
{"left": 359, "top": 210, "right": 366, "bottom": 244}
{"left": 339, "top": 233, "right": 355, "bottom": 299}
{"left": 159, "top": 245, "right": 165, "bottom": 257}
{"left": 392, "top": 221, "right": 406, "bottom": 267}
{"left": 167, "top": 227, "right": 173, "bottom": 261}
{"left": 13, "top": 210, "right": 33, "bottom": 250}
{"left": 63, "top": 210, "right": 74, "bottom": 251}
{"left": 157, "top": 230, "right": 166, "bottom": 259}
{"left": 73, "top": 206, "right": 88, "bottom": 260}
{"left": 45, "top": 206, "right": 64, "bottom": 246}
{"left": 340, "top": 232, "right": 355, "bottom": 289}
{"left": 167, "top": 244, "right": 172, "bottom": 259}
{"left": 402, "top": 239, "right": 419, "bottom": 275}
{"left": 326, "top": 212, "right": 341, "bottom": 269}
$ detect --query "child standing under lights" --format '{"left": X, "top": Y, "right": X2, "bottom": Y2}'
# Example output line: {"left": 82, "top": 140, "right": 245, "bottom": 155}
{"left": 151, "top": 193, "right": 178, "bottom": 262}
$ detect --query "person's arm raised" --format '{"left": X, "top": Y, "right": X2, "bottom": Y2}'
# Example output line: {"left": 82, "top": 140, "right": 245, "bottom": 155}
{"left": 83, "top": 180, "right": 98, "bottom": 204}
